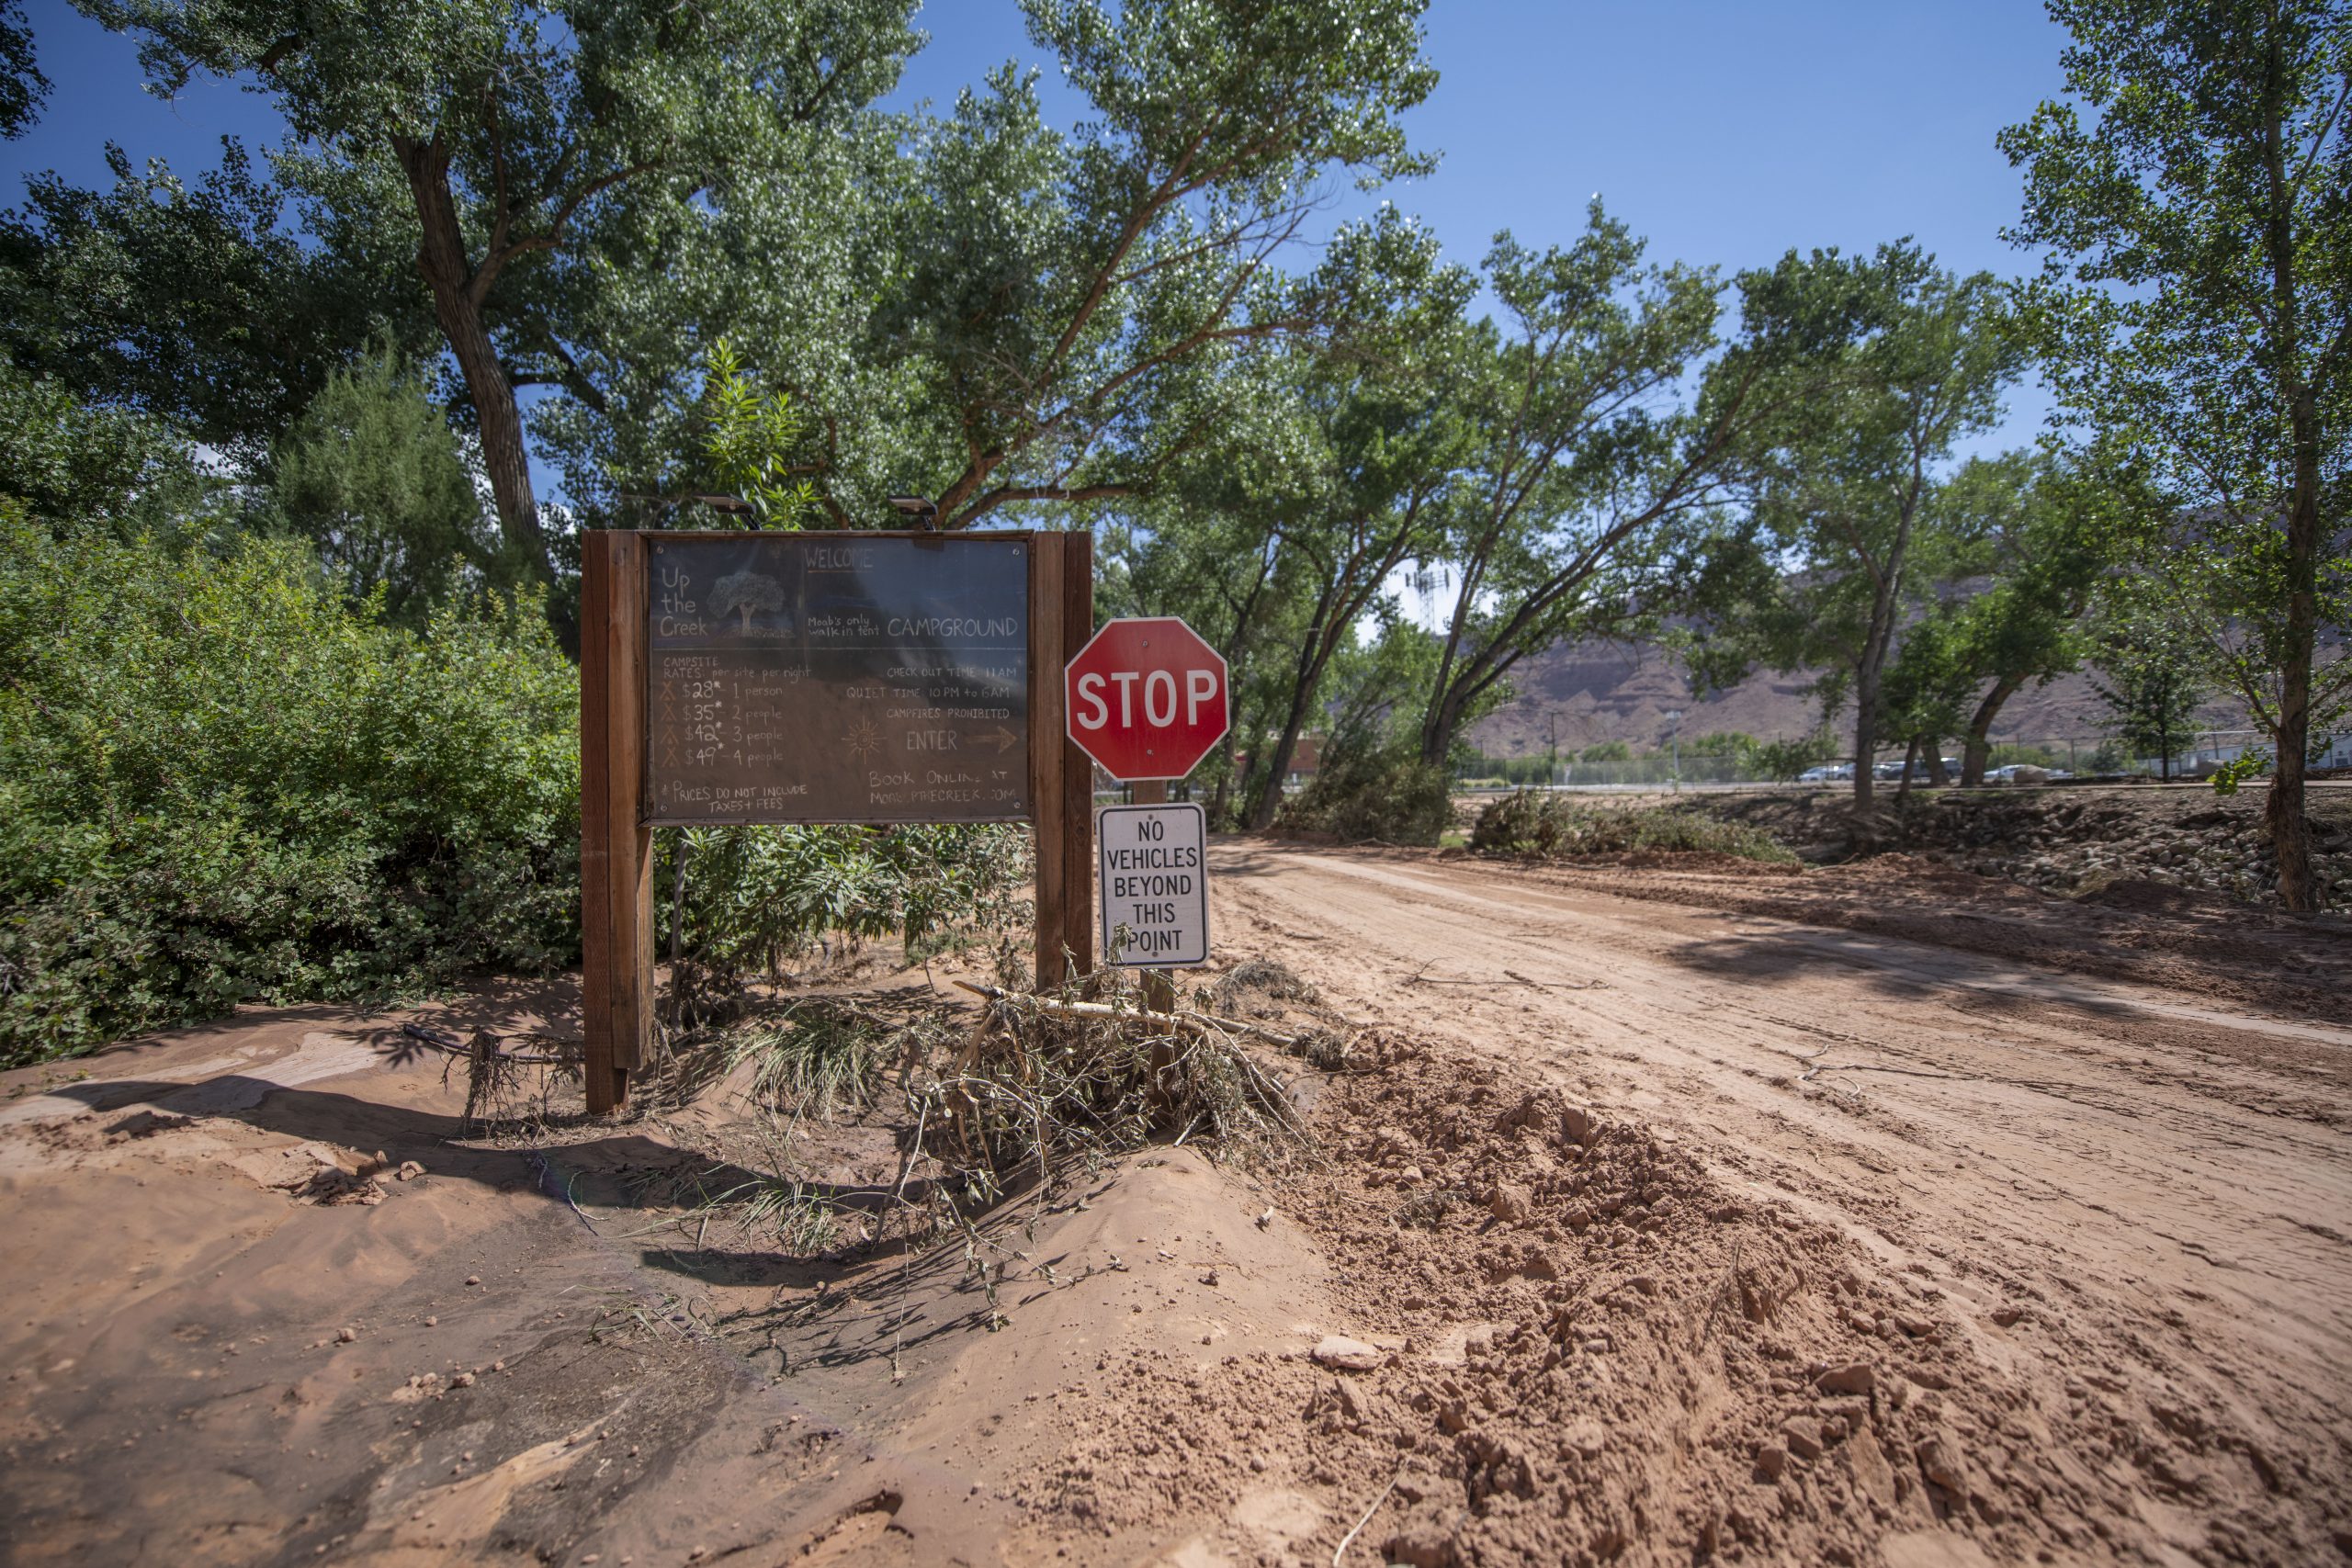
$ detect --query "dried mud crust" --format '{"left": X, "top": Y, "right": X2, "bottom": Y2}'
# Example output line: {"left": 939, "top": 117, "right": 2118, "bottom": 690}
{"left": 1025, "top": 1036, "right": 2350, "bottom": 1567}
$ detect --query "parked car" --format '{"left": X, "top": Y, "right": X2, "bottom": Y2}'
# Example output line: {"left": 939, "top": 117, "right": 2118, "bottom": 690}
{"left": 1798, "top": 763, "right": 1855, "bottom": 782}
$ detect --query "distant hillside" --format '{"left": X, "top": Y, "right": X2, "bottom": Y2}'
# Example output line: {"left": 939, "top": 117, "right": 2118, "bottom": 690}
{"left": 1464, "top": 637, "right": 2251, "bottom": 761}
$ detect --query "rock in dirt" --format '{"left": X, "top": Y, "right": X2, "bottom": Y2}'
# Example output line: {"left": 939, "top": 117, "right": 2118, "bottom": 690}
{"left": 1311, "top": 1335, "right": 1386, "bottom": 1371}
{"left": 1385, "top": 1515, "right": 1464, "bottom": 1568}
{"left": 1752, "top": 1443, "right": 1789, "bottom": 1481}
{"left": 1815, "top": 1360, "right": 1874, "bottom": 1395}
{"left": 1781, "top": 1417, "right": 1825, "bottom": 1461}
{"left": 1487, "top": 1181, "right": 1533, "bottom": 1224}
{"left": 396, "top": 1160, "right": 425, "bottom": 1181}
{"left": 335, "top": 1326, "right": 357, "bottom": 1344}
{"left": 1914, "top": 1431, "right": 1971, "bottom": 1495}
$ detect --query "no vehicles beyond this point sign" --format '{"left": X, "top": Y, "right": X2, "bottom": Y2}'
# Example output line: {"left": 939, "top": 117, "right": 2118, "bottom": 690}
{"left": 1097, "top": 803, "right": 1210, "bottom": 967}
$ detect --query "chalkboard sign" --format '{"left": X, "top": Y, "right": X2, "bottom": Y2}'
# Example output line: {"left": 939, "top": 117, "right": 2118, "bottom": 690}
{"left": 645, "top": 533, "right": 1029, "bottom": 824}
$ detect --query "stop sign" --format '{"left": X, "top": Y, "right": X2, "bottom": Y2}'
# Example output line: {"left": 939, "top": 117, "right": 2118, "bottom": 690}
{"left": 1064, "top": 616, "right": 1229, "bottom": 782}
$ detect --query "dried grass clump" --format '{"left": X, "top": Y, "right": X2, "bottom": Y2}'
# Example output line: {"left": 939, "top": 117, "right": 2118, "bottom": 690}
{"left": 1201, "top": 957, "right": 1320, "bottom": 1016}
{"left": 909, "top": 977, "right": 1311, "bottom": 1207}
{"left": 722, "top": 998, "right": 944, "bottom": 1123}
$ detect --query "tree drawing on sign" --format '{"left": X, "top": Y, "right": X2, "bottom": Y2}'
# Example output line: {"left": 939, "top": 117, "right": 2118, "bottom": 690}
{"left": 708, "top": 570, "right": 785, "bottom": 633}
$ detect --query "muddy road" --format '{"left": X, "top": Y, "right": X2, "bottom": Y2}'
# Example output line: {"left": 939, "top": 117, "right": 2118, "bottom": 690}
{"left": 4, "top": 840, "right": 2348, "bottom": 1566}
{"left": 1215, "top": 841, "right": 2352, "bottom": 1560}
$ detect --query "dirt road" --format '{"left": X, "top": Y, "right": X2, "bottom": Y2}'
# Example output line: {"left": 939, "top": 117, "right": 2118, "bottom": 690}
{"left": 5, "top": 842, "right": 2348, "bottom": 1566}
{"left": 1215, "top": 841, "right": 2352, "bottom": 1562}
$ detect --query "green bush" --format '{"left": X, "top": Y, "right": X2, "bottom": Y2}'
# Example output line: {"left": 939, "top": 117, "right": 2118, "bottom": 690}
{"left": 0, "top": 520, "right": 582, "bottom": 1064}
{"left": 658, "top": 821, "right": 1031, "bottom": 994}
{"left": 1470, "top": 792, "right": 1798, "bottom": 864}
{"left": 1275, "top": 746, "right": 1453, "bottom": 845}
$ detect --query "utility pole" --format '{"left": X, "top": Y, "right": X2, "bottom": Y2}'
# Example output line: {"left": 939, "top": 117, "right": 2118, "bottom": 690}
{"left": 1546, "top": 713, "right": 1560, "bottom": 789}
{"left": 1664, "top": 709, "right": 1684, "bottom": 793}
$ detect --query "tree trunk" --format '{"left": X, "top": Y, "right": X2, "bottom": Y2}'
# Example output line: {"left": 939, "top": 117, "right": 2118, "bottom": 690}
{"left": 1849, "top": 676, "right": 1880, "bottom": 844}
{"left": 1962, "top": 675, "right": 2023, "bottom": 786}
{"left": 1924, "top": 743, "right": 1949, "bottom": 788}
{"left": 1247, "top": 719, "right": 1306, "bottom": 831}
{"left": 396, "top": 136, "right": 551, "bottom": 589}
{"left": 1895, "top": 736, "right": 1918, "bottom": 804}
{"left": 2269, "top": 393, "right": 2323, "bottom": 910}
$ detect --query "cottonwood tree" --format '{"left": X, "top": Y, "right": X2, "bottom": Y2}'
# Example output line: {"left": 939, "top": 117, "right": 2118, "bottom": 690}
{"left": 869, "top": 0, "right": 1439, "bottom": 530}
{"left": 83, "top": 0, "right": 923, "bottom": 586}
{"left": 1413, "top": 205, "right": 1782, "bottom": 770}
{"left": 2090, "top": 609, "right": 2210, "bottom": 781}
{"left": 1707, "top": 243, "right": 2022, "bottom": 838}
{"left": 2003, "top": 0, "right": 2351, "bottom": 908}
{"left": 2, "top": 141, "right": 418, "bottom": 463}
{"left": 1940, "top": 450, "right": 2137, "bottom": 784}
{"left": 2, "top": 0, "right": 48, "bottom": 139}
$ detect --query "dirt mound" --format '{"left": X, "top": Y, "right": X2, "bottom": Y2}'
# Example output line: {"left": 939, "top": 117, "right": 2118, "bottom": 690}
{"left": 1012, "top": 1032, "right": 2346, "bottom": 1565}
{"left": 1700, "top": 785, "right": 2352, "bottom": 908}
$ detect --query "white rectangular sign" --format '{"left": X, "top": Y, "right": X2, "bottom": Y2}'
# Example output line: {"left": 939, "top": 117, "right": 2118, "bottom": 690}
{"left": 1096, "top": 803, "right": 1210, "bottom": 967}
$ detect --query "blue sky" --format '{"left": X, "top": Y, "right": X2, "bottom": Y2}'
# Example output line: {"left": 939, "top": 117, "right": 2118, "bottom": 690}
{"left": 7, "top": 0, "right": 2070, "bottom": 479}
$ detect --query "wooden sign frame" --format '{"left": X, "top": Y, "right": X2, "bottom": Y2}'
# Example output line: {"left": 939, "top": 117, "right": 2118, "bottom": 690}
{"left": 580, "top": 528, "right": 1094, "bottom": 1114}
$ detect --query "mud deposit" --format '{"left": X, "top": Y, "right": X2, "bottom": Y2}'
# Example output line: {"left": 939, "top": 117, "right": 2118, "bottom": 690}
{"left": 1695, "top": 784, "right": 2352, "bottom": 909}
{"left": 4, "top": 842, "right": 2350, "bottom": 1566}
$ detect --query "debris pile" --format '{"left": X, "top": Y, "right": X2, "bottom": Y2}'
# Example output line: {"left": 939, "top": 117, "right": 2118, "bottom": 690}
{"left": 1702, "top": 787, "right": 2352, "bottom": 908}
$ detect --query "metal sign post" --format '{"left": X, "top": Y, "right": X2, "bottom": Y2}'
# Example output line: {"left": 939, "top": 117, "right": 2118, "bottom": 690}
{"left": 1063, "top": 616, "right": 1230, "bottom": 1013}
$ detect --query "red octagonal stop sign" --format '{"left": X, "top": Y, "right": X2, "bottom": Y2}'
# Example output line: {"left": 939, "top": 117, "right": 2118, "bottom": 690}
{"left": 1064, "top": 616, "right": 1229, "bottom": 782}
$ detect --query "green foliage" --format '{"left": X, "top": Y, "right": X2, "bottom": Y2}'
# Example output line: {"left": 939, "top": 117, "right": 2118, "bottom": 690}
{"left": 2002, "top": 0, "right": 2351, "bottom": 907}
{"left": 695, "top": 340, "right": 820, "bottom": 526}
{"left": 722, "top": 1001, "right": 898, "bottom": 1123}
{"left": 1471, "top": 792, "right": 1798, "bottom": 863}
{"left": 871, "top": 0, "right": 1439, "bottom": 530}
{"left": 0, "top": 518, "right": 581, "bottom": 1065}
{"left": 1579, "top": 739, "right": 1633, "bottom": 762}
{"left": 1747, "top": 736, "right": 1826, "bottom": 784}
{"left": 82, "top": 0, "right": 925, "bottom": 573}
{"left": 1684, "top": 731, "right": 1754, "bottom": 758}
{"left": 2088, "top": 609, "right": 2208, "bottom": 781}
{"left": 1692, "top": 242, "right": 2022, "bottom": 823}
{"left": 1418, "top": 202, "right": 1756, "bottom": 765}
{"left": 1273, "top": 746, "right": 1452, "bottom": 845}
{"left": 1, "top": 0, "right": 48, "bottom": 139}
{"left": 659, "top": 823, "right": 1029, "bottom": 997}
{"left": 269, "top": 348, "right": 501, "bottom": 625}
{"left": 0, "top": 359, "right": 216, "bottom": 537}
{"left": 2, "top": 140, "right": 413, "bottom": 464}
{"left": 2211, "top": 751, "right": 2274, "bottom": 796}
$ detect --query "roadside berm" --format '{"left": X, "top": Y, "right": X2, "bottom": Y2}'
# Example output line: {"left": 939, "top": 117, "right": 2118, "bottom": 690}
{"left": 2, "top": 924, "right": 2346, "bottom": 1565}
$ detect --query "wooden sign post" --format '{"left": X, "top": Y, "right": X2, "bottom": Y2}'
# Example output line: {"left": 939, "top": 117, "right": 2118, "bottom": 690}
{"left": 580, "top": 528, "right": 1094, "bottom": 1115}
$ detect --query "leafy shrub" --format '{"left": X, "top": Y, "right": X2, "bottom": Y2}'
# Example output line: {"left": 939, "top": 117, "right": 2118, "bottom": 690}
{"left": 1745, "top": 737, "right": 1826, "bottom": 783}
{"left": 659, "top": 821, "right": 1030, "bottom": 998}
{"left": 1470, "top": 792, "right": 1798, "bottom": 864}
{"left": 0, "top": 520, "right": 582, "bottom": 1064}
{"left": 1274, "top": 745, "right": 1453, "bottom": 844}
